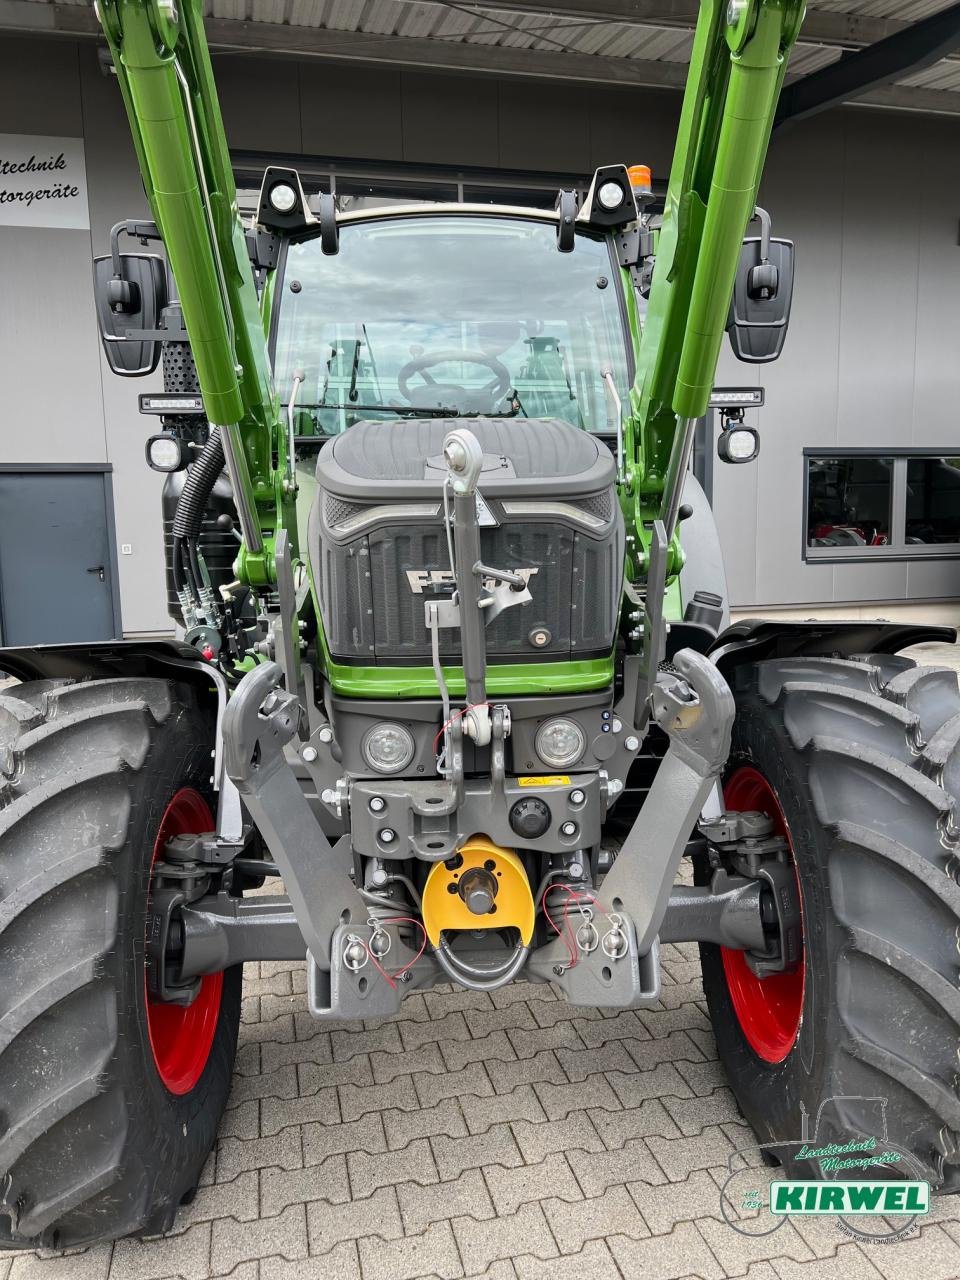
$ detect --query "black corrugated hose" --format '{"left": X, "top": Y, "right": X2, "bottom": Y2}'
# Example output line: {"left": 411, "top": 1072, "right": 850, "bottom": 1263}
{"left": 172, "top": 425, "right": 224, "bottom": 600}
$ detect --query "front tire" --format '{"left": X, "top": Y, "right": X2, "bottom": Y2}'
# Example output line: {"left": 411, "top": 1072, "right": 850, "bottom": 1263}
{"left": 701, "top": 653, "right": 960, "bottom": 1190}
{"left": 0, "top": 677, "right": 241, "bottom": 1249}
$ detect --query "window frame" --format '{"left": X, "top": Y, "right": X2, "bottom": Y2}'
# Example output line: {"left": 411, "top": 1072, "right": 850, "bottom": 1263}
{"left": 803, "top": 447, "right": 960, "bottom": 563}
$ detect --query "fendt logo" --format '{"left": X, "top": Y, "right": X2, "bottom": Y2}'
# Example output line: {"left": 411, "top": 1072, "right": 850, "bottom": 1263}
{"left": 405, "top": 567, "right": 539, "bottom": 594}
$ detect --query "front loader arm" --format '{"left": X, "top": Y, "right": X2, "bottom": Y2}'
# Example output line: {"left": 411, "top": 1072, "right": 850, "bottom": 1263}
{"left": 96, "top": 0, "right": 289, "bottom": 585}
{"left": 627, "top": 0, "right": 804, "bottom": 544}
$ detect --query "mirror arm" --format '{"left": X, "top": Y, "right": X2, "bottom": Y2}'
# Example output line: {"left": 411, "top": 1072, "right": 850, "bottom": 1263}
{"left": 752, "top": 206, "right": 773, "bottom": 261}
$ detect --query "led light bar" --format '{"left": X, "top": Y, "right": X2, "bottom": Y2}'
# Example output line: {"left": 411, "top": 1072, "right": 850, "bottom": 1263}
{"left": 138, "top": 393, "right": 205, "bottom": 415}
{"left": 709, "top": 387, "right": 765, "bottom": 408}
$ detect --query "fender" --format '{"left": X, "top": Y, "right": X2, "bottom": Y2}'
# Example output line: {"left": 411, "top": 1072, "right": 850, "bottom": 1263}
{"left": 0, "top": 638, "right": 230, "bottom": 806}
{"left": 709, "top": 619, "right": 956, "bottom": 678}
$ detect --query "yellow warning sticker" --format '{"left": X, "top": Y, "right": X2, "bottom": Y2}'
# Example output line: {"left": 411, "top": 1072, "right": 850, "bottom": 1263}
{"left": 518, "top": 775, "right": 571, "bottom": 787}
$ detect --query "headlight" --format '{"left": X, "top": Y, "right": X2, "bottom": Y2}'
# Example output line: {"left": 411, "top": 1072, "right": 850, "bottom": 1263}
{"left": 535, "top": 718, "right": 586, "bottom": 770}
{"left": 597, "top": 180, "right": 625, "bottom": 210}
{"left": 268, "top": 181, "right": 298, "bottom": 214}
{"left": 361, "top": 723, "right": 416, "bottom": 774}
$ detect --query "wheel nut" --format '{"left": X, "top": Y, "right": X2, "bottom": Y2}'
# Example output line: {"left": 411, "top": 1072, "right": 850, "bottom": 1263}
{"left": 369, "top": 796, "right": 386, "bottom": 813}
{"left": 379, "top": 827, "right": 397, "bottom": 844}
{"left": 560, "top": 820, "right": 577, "bottom": 838}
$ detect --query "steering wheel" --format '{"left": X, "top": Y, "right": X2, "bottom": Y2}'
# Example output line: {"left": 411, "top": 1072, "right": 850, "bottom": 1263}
{"left": 396, "top": 349, "right": 512, "bottom": 410}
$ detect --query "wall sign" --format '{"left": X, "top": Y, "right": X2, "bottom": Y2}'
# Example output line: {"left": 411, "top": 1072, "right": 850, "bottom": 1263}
{"left": 0, "top": 134, "right": 90, "bottom": 230}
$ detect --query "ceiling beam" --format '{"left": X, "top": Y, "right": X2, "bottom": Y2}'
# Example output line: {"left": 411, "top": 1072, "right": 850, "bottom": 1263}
{"left": 0, "top": 1, "right": 692, "bottom": 87}
{"left": 0, "top": 0, "right": 915, "bottom": 54}
{"left": 380, "top": 0, "right": 910, "bottom": 50}
{"left": 776, "top": 0, "right": 960, "bottom": 125}
{"left": 1, "top": 0, "right": 958, "bottom": 115}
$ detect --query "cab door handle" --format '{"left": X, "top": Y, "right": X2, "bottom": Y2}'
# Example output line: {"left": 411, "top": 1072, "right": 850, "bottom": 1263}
{"left": 87, "top": 565, "right": 105, "bottom": 582}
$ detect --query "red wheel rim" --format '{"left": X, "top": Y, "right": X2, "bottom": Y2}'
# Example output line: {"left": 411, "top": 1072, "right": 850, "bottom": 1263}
{"left": 146, "top": 788, "right": 223, "bottom": 1095}
{"left": 720, "top": 766, "right": 805, "bottom": 1064}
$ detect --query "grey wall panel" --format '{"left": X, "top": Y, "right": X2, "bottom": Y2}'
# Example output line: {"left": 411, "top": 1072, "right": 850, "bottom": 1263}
{"left": 907, "top": 559, "right": 960, "bottom": 601}
{"left": 214, "top": 54, "right": 302, "bottom": 153}
{"left": 0, "top": 37, "right": 81, "bottom": 134}
{"left": 835, "top": 112, "right": 920, "bottom": 451}
{"left": 586, "top": 87, "right": 679, "bottom": 176}
{"left": 497, "top": 81, "right": 591, "bottom": 172}
{"left": 0, "top": 227, "right": 107, "bottom": 464}
{"left": 299, "top": 64, "right": 404, "bottom": 160}
{"left": 834, "top": 559, "right": 909, "bottom": 604}
{"left": 401, "top": 71, "right": 499, "bottom": 166}
{"left": 912, "top": 117, "right": 960, "bottom": 447}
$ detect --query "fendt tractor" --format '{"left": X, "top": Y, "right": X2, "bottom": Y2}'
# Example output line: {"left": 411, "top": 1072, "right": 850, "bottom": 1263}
{"left": 2, "top": 0, "right": 959, "bottom": 1250}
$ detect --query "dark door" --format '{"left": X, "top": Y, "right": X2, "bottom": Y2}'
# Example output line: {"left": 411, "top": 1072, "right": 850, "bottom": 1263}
{"left": 0, "top": 471, "right": 119, "bottom": 644}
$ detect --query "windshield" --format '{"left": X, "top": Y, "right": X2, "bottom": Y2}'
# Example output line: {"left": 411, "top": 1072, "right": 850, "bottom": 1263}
{"left": 273, "top": 214, "right": 630, "bottom": 435}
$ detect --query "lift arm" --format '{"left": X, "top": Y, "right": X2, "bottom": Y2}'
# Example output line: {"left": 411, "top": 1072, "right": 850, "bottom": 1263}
{"left": 96, "top": 0, "right": 290, "bottom": 584}
{"left": 627, "top": 0, "right": 805, "bottom": 539}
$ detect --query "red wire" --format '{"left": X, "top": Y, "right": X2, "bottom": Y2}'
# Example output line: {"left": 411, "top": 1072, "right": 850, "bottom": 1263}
{"left": 543, "top": 884, "right": 579, "bottom": 968}
{"left": 363, "top": 915, "right": 429, "bottom": 989}
{"left": 435, "top": 706, "right": 488, "bottom": 752}
{"left": 542, "top": 884, "right": 612, "bottom": 969}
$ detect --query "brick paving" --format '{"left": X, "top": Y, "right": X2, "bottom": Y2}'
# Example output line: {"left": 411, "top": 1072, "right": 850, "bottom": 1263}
{"left": 7, "top": 940, "right": 960, "bottom": 1280}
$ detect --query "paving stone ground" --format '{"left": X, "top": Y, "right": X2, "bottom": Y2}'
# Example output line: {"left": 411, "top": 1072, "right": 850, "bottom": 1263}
{"left": 8, "top": 938, "right": 960, "bottom": 1280}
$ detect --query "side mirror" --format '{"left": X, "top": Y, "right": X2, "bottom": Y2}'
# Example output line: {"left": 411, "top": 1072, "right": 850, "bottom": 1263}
{"left": 727, "top": 207, "right": 794, "bottom": 363}
{"left": 93, "top": 226, "right": 168, "bottom": 376}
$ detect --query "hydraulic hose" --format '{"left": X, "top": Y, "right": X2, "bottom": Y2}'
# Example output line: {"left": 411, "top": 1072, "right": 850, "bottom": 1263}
{"left": 172, "top": 426, "right": 225, "bottom": 603}
{"left": 173, "top": 426, "right": 224, "bottom": 545}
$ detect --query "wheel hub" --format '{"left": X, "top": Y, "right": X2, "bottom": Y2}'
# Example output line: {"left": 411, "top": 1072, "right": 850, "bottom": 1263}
{"left": 719, "top": 766, "right": 806, "bottom": 1064}
{"left": 145, "top": 788, "right": 223, "bottom": 1095}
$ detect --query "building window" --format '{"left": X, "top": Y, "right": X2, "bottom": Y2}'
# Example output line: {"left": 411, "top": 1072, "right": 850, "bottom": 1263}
{"left": 804, "top": 451, "right": 960, "bottom": 560}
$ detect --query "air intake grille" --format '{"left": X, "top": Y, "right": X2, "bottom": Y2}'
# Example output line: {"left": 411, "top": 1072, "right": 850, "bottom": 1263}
{"left": 325, "top": 494, "right": 368, "bottom": 527}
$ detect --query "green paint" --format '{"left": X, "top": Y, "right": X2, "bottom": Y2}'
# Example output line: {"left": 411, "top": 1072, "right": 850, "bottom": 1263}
{"left": 324, "top": 654, "right": 616, "bottom": 700}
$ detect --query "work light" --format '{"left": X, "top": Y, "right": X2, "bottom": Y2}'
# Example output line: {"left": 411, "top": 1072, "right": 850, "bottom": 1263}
{"left": 597, "top": 180, "right": 625, "bottom": 211}
{"left": 145, "top": 432, "right": 187, "bottom": 472}
{"left": 361, "top": 723, "right": 416, "bottom": 774}
{"left": 717, "top": 426, "right": 760, "bottom": 464}
{"left": 535, "top": 718, "right": 586, "bottom": 770}
{"left": 268, "top": 182, "right": 298, "bottom": 214}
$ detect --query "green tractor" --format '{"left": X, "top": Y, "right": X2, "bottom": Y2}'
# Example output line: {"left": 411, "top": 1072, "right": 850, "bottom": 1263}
{"left": 2, "top": 0, "right": 959, "bottom": 1249}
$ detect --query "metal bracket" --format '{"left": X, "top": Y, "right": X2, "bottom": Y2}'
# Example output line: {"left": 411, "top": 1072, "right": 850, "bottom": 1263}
{"left": 634, "top": 519, "right": 669, "bottom": 730}
{"left": 531, "top": 648, "right": 734, "bottom": 1007}
{"left": 272, "top": 529, "right": 304, "bottom": 719}
{"left": 221, "top": 661, "right": 366, "bottom": 969}
{"left": 479, "top": 578, "right": 532, "bottom": 624}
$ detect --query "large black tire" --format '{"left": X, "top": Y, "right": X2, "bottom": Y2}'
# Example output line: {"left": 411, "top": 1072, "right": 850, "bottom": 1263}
{"left": 0, "top": 677, "right": 241, "bottom": 1249}
{"left": 701, "top": 653, "right": 960, "bottom": 1190}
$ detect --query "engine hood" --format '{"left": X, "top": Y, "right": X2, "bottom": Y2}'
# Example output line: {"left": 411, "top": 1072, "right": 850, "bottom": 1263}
{"left": 314, "top": 416, "right": 614, "bottom": 501}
